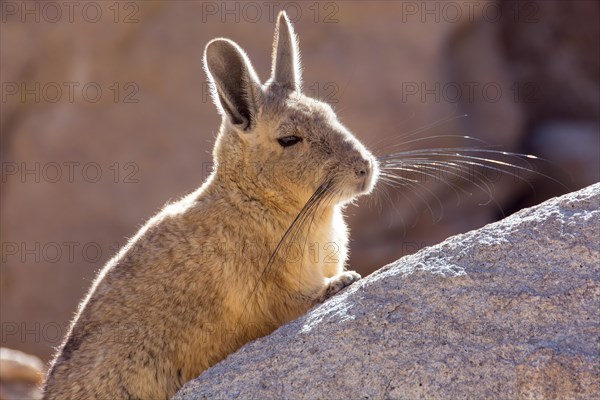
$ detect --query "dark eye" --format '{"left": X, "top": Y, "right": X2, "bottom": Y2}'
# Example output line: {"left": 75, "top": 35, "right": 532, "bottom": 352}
{"left": 277, "top": 135, "right": 302, "bottom": 147}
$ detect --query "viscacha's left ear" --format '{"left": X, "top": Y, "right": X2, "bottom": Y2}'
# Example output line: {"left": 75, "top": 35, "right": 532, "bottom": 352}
{"left": 204, "top": 38, "right": 263, "bottom": 131}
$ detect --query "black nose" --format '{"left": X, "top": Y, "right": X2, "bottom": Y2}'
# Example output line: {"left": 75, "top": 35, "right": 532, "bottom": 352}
{"left": 355, "top": 159, "right": 371, "bottom": 177}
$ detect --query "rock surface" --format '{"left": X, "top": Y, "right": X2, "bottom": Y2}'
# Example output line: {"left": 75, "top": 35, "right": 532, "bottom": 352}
{"left": 174, "top": 183, "right": 600, "bottom": 399}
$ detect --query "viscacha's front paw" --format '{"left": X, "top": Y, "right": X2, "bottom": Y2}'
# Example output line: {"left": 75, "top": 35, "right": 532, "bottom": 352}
{"left": 321, "top": 271, "right": 361, "bottom": 301}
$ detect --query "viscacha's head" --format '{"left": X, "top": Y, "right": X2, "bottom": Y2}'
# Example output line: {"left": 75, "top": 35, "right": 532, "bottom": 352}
{"left": 204, "top": 11, "right": 378, "bottom": 211}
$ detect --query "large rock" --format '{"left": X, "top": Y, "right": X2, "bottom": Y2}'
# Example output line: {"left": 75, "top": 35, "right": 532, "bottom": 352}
{"left": 174, "top": 183, "right": 600, "bottom": 399}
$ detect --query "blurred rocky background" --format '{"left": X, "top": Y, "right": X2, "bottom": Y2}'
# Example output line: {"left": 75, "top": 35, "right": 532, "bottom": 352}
{"left": 1, "top": 0, "right": 598, "bottom": 373}
{"left": 0, "top": 348, "right": 43, "bottom": 399}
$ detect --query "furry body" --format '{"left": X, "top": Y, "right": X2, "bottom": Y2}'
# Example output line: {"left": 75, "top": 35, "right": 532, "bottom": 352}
{"left": 44, "top": 11, "right": 376, "bottom": 399}
{"left": 43, "top": 174, "right": 348, "bottom": 398}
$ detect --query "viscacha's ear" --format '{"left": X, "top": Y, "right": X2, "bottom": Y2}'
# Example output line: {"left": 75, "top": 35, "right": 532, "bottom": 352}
{"left": 204, "top": 38, "right": 262, "bottom": 131}
{"left": 269, "top": 11, "right": 302, "bottom": 93}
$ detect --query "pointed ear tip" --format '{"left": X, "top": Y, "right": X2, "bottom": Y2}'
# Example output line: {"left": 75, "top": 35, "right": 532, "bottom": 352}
{"left": 277, "top": 10, "right": 292, "bottom": 27}
{"left": 277, "top": 10, "right": 288, "bottom": 20}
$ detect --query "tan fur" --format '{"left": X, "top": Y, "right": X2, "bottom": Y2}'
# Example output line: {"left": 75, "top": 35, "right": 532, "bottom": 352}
{"left": 43, "top": 12, "right": 378, "bottom": 399}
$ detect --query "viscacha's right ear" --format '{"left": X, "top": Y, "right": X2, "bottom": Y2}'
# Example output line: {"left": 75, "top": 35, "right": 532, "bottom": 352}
{"left": 269, "top": 11, "right": 302, "bottom": 93}
{"left": 204, "top": 38, "right": 262, "bottom": 131}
